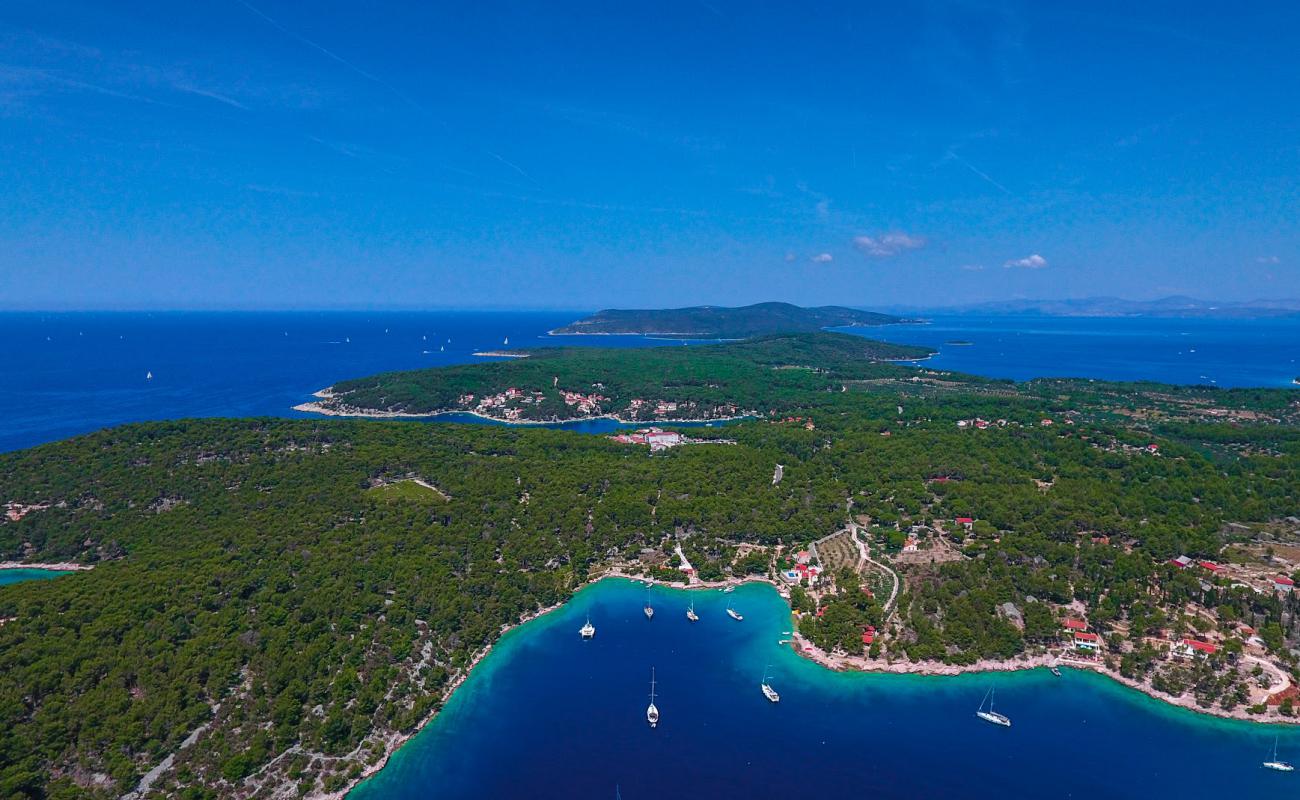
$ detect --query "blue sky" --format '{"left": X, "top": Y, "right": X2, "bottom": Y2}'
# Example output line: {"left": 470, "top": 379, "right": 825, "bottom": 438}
{"left": 1, "top": 1, "right": 1297, "bottom": 310}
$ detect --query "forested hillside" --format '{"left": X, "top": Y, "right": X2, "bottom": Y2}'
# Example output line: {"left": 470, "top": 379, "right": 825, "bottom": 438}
{"left": 317, "top": 332, "right": 933, "bottom": 419}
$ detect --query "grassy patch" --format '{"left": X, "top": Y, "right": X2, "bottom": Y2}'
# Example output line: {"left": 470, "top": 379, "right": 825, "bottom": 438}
{"left": 366, "top": 479, "right": 448, "bottom": 503}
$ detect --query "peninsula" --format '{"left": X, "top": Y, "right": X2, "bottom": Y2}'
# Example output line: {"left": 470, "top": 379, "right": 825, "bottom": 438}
{"left": 549, "top": 301, "right": 910, "bottom": 338}
{"left": 4, "top": 332, "right": 1300, "bottom": 799}
{"left": 296, "top": 332, "right": 934, "bottom": 422}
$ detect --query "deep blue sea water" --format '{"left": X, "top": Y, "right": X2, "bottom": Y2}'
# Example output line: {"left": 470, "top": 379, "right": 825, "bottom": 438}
{"left": 352, "top": 579, "right": 1300, "bottom": 800}
{"left": 852, "top": 314, "right": 1300, "bottom": 388}
{"left": 1, "top": 311, "right": 1295, "bottom": 453}
{"left": 0, "top": 311, "right": 702, "bottom": 453}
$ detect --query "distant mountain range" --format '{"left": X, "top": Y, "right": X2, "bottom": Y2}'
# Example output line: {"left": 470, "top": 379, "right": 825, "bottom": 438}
{"left": 551, "top": 302, "right": 911, "bottom": 338}
{"left": 900, "top": 296, "right": 1300, "bottom": 319}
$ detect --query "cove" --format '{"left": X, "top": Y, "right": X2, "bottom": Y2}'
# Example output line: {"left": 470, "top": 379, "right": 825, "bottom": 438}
{"left": 350, "top": 579, "right": 1299, "bottom": 800}
{"left": 0, "top": 569, "right": 73, "bottom": 587}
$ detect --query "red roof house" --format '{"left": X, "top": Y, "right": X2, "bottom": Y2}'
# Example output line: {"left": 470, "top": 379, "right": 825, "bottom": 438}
{"left": 1062, "top": 619, "right": 1088, "bottom": 631}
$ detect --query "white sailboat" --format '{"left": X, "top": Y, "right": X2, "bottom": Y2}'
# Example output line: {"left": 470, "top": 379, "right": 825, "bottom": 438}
{"left": 975, "top": 688, "right": 1011, "bottom": 727}
{"left": 644, "top": 588, "right": 654, "bottom": 620}
{"left": 504, "top": 336, "right": 509, "bottom": 345}
{"left": 1264, "top": 736, "right": 1294, "bottom": 772}
{"left": 646, "top": 668, "right": 659, "bottom": 728}
{"left": 145, "top": 371, "right": 153, "bottom": 381}
{"left": 580, "top": 617, "right": 595, "bottom": 639}
{"left": 761, "top": 665, "right": 780, "bottom": 703}
{"left": 726, "top": 600, "right": 743, "bottom": 621}
{"left": 686, "top": 599, "right": 699, "bottom": 622}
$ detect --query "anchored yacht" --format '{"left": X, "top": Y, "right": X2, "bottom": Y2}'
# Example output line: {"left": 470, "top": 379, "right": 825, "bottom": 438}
{"left": 1264, "top": 736, "right": 1294, "bottom": 772}
{"left": 975, "top": 688, "right": 1011, "bottom": 727}
{"left": 646, "top": 668, "right": 659, "bottom": 728}
{"left": 761, "top": 665, "right": 780, "bottom": 703}
{"left": 580, "top": 617, "right": 595, "bottom": 639}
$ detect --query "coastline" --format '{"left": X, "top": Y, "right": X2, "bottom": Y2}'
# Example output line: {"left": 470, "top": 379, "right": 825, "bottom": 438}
{"left": 331, "top": 568, "right": 1294, "bottom": 800}
{"left": 293, "top": 389, "right": 756, "bottom": 428}
{"left": 0, "top": 561, "right": 92, "bottom": 572}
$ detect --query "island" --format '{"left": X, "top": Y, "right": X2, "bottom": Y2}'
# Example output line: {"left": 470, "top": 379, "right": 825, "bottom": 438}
{"left": 549, "top": 301, "right": 910, "bottom": 338}
{"left": 4, "top": 331, "right": 1300, "bottom": 799}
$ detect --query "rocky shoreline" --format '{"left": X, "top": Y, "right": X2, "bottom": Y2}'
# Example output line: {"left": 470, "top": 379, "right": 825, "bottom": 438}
{"left": 292, "top": 388, "right": 754, "bottom": 428}
{"left": 0, "top": 561, "right": 93, "bottom": 572}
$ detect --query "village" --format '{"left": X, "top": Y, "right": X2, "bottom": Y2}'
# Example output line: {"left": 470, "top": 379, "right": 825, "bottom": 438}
{"left": 455, "top": 382, "right": 741, "bottom": 424}
{"left": 611, "top": 503, "right": 1300, "bottom": 722}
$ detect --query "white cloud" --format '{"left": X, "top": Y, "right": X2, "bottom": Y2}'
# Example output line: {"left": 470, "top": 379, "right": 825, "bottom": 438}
{"left": 1257, "top": 255, "right": 1280, "bottom": 264}
{"left": 1004, "top": 254, "right": 1047, "bottom": 269}
{"left": 960, "top": 264, "right": 985, "bottom": 271}
{"left": 810, "top": 253, "right": 834, "bottom": 263}
{"left": 852, "top": 232, "right": 927, "bottom": 258}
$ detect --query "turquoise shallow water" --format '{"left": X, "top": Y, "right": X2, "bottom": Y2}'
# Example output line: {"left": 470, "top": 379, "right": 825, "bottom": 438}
{"left": 0, "top": 569, "right": 71, "bottom": 586}
{"left": 351, "top": 579, "right": 1300, "bottom": 799}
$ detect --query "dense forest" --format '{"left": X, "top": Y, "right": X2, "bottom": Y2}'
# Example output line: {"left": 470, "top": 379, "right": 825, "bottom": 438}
{"left": 320, "top": 332, "right": 933, "bottom": 419}
{"left": 2, "top": 332, "right": 1299, "bottom": 798}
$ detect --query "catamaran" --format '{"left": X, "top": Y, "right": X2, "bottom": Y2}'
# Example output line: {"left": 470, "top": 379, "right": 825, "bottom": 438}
{"left": 975, "top": 688, "right": 1011, "bottom": 727}
{"left": 644, "top": 588, "right": 655, "bottom": 620}
{"left": 761, "top": 665, "right": 780, "bottom": 703}
{"left": 646, "top": 668, "right": 659, "bottom": 728}
{"left": 580, "top": 617, "right": 595, "bottom": 639}
{"left": 1264, "top": 736, "right": 1294, "bottom": 772}
{"left": 686, "top": 600, "right": 699, "bottom": 622}
{"left": 726, "top": 601, "right": 743, "bottom": 621}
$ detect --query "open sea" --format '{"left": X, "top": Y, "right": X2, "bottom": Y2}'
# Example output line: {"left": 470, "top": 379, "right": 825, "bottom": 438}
{"left": 2, "top": 310, "right": 1299, "bottom": 797}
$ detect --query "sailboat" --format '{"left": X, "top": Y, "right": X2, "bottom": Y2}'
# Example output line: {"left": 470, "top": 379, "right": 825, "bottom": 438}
{"left": 646, "top": 668, "right": 659, "bottom": 728}
{"left": 580, "top": 617, "right": 595, "bottom": 639}
{"left": 975, "top": 688, "right": 1011, "bottom": 727}
{"left": 726, "top": 600, "right": 743, "bottom": 621}
{"left": 1264, "top": 736, "right": 1294, "bottom": 771}
{"left": 761, "top": 665, "right": 780, "bottom": 703}
{"left": 686, "top": 599, "right": 699, "bottom": 622}
{"left": 145, "top": 371, "right": 153, "bottom": 381}
{"left": 643, "top": 588, "right": 654, "bottom": 620}
{"left": 504, "top": 336, "right": 509, "bottom": 345}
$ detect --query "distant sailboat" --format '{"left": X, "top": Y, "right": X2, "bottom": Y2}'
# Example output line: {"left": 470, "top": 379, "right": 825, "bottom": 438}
{"left": 976, "top": 688, "right": 1011, "bottom": 727}
{"left": 726, "top": 600, "right": 743, "bottom": 621}
{"left": 440, "top": 345, "right": 445, "bottom": 352}
{"left": 761, "top": 665, "right": 780, "bottom": 703}
{"left": 504, "top": 336, "right": 509, "bottom": 345}
{"left": 1264, "top": 736, "right": 1294, "bottom": 772}
{"left": 646, "top": 668, "right": 659, "bottom": 728}
{"left": 686, "top": 599, "right": 698, "bottom": 622}
{"left": 580, "top": 617, "right": 595, "bottom": 639}
{"left": 145, "top": 371, "right": 153, "bottom": 381}
{"left": 644, "top": 588, "right": 654, "bottom": 620}
{"left": 345, "top": 337, "right": 350, "bottom": 343}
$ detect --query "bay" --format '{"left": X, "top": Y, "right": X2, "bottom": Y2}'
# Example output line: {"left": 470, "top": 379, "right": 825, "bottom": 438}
{"left": 351, "top": 579, "right": 1300, "bottom": 799}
